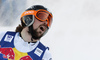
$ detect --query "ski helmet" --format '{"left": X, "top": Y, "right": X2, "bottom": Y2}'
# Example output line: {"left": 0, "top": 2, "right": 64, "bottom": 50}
{"left": 20, "top": 5, "right": 53, "bottom": 39}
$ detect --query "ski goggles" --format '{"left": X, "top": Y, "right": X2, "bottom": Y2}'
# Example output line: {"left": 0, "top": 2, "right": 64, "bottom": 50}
{"left": 20, "top": 9, "right": 53, "bottom": 28}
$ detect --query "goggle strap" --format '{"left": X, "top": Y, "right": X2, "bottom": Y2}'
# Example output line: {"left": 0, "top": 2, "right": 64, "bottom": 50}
{"left": 21, "top": 10, "right": 36, "bottom": 18}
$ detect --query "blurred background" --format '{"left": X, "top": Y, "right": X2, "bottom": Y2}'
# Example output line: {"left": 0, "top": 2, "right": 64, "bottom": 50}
{"left": 0, "top": 0, "right": 100, "bottom": 60}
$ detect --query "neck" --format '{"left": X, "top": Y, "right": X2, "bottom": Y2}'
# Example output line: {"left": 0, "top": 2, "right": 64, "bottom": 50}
{"left": 31, "top": 37, "right": 39, "bottom": 43}
{"left": 20, "top": 27, "right": 39, "bottom": 42}
{"left": 20, "top": 31, "right": 39, "bottom": 43}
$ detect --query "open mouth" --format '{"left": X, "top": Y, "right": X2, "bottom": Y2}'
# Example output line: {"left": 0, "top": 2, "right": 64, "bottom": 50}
{"left": 39, "top": 24, "right": 48, "bottom": 32}
{"left": 40, "top": 26, "right": 45, "bottom": 31}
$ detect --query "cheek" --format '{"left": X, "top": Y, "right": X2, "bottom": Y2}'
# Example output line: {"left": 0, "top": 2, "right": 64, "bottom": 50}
{"left": 32, "top": 23, "right": 39, "bottom": 29}
{"left": 33, "top": 19, "right": 41, "bottom": 29}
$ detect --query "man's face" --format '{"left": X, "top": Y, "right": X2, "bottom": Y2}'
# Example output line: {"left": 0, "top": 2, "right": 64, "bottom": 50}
{"left": 30, "top": 17, "right": 48, "bottom": 39}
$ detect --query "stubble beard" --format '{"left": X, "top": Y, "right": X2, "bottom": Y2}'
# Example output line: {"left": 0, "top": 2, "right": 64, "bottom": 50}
{"left": 28, "top": 27, "right": 43, "bottom": 40}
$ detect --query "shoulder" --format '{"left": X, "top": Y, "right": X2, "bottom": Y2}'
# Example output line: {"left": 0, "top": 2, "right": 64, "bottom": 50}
{"left": 38, "top": 42, "right": 52, "bottom": 60}
{"left": 0, "top": 31, "right": 7, "bottom": 41}
{"left": 43, "top": 49, "right": 52, "bottom": 60}
{"left": 0, "top": 31, "right": 17, "bottom": 41}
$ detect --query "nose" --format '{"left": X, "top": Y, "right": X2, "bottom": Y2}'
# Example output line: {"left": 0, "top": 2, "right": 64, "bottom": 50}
{"left": 40, "top": 20, "right": 47, "bottom": 25}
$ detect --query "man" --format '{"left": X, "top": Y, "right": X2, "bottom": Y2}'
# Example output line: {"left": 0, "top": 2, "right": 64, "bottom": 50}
{"left": 0, "top": 5, "right": 53, "bottom": 60}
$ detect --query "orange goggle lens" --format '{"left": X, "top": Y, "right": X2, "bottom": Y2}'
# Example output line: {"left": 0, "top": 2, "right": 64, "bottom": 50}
{"left": 21, "top": 9, "right": 53, "bottom": 28}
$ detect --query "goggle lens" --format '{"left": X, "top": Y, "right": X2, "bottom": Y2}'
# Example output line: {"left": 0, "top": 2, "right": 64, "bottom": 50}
{"left": 22, "top": 15, "right": 33, "bottom": 26}
{"left": 36, "top": 10, "right": 52, "bottom": 27}
{"left": 36, "top": 11, "right": 49, "bottom": 21}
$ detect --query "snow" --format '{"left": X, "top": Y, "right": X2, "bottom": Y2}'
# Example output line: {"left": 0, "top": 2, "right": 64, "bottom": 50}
{"left": 0, "top": 0, "right": 100, "bottom": 60}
